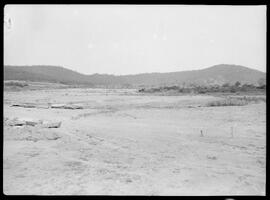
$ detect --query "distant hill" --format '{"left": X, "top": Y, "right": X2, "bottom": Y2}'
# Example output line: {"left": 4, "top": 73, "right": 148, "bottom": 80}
{"left": 4, "top": 64, "right": 266, "bottom": 88}
{"left": 4, "top": 65, "right": 94, "bottom": 86}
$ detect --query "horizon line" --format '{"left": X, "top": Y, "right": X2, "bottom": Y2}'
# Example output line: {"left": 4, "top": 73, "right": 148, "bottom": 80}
{"left": 4, "top": 63, "right": 266, "bottom": 76}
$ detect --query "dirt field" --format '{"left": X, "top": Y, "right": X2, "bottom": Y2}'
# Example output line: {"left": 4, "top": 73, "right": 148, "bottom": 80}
{"left": 3, "top": 88, "right": 266, "bottom": 195}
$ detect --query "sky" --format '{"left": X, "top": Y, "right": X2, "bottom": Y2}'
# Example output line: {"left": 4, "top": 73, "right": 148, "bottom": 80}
{"left": 4, "top": 5, "right": 266, "bottom": 75}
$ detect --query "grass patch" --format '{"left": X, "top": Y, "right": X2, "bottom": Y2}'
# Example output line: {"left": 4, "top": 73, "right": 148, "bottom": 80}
{"left": 5, "top": 81, "right": 28, "bottom": 87}
{"left": 231, "top": 96, "right": 266, "bottom": 103}
{"left": 206, "top": 96, "right": 265, "bottom": 107}
{"left": 207, "top": 99, "right": 248, "bottom": 107}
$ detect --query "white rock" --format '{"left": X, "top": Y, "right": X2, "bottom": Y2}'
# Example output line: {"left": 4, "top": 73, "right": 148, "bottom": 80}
{"left": 41, "top": 121, "right": 62, "bottom": 128}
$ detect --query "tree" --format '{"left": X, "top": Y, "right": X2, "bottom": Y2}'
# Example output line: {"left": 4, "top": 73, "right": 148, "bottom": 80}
{"left": 182, "top": 82, "right": 186, "bottom": 88}
{"left": 222, "top": 83, "right": 230, "bottom": 87}
{"left": 257, "top": 78, "right": 266, "bottom": 87}
{"left": 234, "top": 81, "right": 241, "bottom": 87}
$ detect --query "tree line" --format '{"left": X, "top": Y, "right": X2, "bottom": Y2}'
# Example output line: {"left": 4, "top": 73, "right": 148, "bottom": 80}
{"left": 139, "top": 80, "right": 266, "bottom": 94}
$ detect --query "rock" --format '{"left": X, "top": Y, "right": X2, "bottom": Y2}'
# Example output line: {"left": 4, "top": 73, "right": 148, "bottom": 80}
{"left": 25, "top": 121, "right": 39, "bottom": 126}
{"left": 66, "top": 105, "right": 83, "bottom": 109}
{"left": 11, "top": 103, "right": 50, "bottom": 109}
{"left": 19, "top": 118, "right": 41, "bottom": 126}
{"left": 43, "top": 131, "right": 61, "bottom": 140}
{"left": 6, "top": 118, "right": 42, "bottom": 127}
{"left": 7, "top": 119, "right": 26, "bottom": 126}
{"left": 51, "top": 104, "right": 83, "bottom": 109}
{"left": 6, "top": 117, "right": 61, "bottom": 128}
{"left": 35, "top": 105, "right": 50, "bottom": 109}
{"left": 41, "top": 121, "right": 62, "bottom": 128}
{"left": 50, "top": 104, "right": 65, "bottom": 109}
{"left": 11, "top": 103, "right": 36, "bottom": 108}
{"left": 206, "top": 155, "right": 217, "bottom": 160}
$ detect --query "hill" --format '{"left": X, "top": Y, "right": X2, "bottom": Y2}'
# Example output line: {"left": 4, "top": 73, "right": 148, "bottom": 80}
{"left": 118, "top": 64, "right": 265, "bottom": 87}
{"left": 4, "top": 65, "right": 94, "bottom": 86}
{"left": 4, "top": 64, "right": 266, "bottom": 88}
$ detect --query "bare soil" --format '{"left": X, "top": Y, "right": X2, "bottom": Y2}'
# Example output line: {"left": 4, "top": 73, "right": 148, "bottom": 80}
{"left": 3, "top": 88, "right": 266, "bottom": 195}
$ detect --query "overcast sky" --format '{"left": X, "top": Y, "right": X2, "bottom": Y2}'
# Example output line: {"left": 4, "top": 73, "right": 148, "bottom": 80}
{"left": 4, "top": 5, "right": 266, "bottom": 75}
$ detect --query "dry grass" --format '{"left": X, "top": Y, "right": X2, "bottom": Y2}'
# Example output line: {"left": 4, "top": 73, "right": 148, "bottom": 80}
{"left": 232, "top": 96, "right": 266, "bottom": 103}
{"left": 206, "top": 96, "right": 265, "bottom": 107}
{"left": 207, "top": 99, "right": 248, "bottom": 107}
{"left": 4, "top": 81, "right": 28, "bottom": 87}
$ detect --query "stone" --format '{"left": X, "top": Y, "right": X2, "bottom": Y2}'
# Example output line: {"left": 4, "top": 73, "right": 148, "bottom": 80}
{"left": 41, "top": 121, "right": 62, "bottom": 128}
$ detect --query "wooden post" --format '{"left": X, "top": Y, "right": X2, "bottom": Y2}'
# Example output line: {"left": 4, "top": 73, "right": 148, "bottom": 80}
{"left": 200, "top": 130, "right": 204, "bottom": 137}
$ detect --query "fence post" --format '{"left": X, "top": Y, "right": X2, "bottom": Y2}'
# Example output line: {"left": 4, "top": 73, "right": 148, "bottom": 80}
{"left": 200, "top": 130, "right": 204, "bottom": 137}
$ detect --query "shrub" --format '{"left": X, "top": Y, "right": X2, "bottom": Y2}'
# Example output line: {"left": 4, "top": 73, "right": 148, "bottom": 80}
{"left": 5, "top": 81, "right": 28, "bottom": 87}
{"left": 198, "top": 90, "right": 206, "bottom": 94}
{"left": 257, "top": 85, "right": 266, "bottom": 89}
{"left": 222, "top": 83, "right": 230, "bottom": 87}
{"left": 257, "top": 78, "right": 266, "bottom": 87}
{"left": 206, "top": 98, "right": 248, "bottom": 107}
{"left": 206, "top": 96, "right": 265, "bottom": 107}
{"left": 178, "top": 88, "right": 184, "bottom": 93}
{"left": 230, "top": 87, "right": 237, "bottom": 93}
{"left": 232, "top": 96, "right": 266, "bottom": 103}
{"left": 163, "top": 86, "right": 179, "bottom": 90}
{"left": 235, "top": 81, "right": 241, "bottom": 87}
{"left": 152, "top": 88, "right": 161, "bottom": 92}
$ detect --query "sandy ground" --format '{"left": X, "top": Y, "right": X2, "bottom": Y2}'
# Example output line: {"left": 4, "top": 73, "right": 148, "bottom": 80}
{"left": 3, "top": 88, "right": 266, "bottom": 195}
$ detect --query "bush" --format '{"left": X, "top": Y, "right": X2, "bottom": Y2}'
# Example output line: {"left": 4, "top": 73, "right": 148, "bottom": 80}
{"left": 163, "top": 86, "right": 179, "bottom": 90}
{"left": 206, "top": 99, "right": 248, "bottom": 107}
{"left": 206, "top": 96, "right": 265, "bottom": 107}
{"left": 198, "top": 90, "right": 206, "bottom": 94}
{"left": 235, "top": 81, "right": 241, "bottom": 87}
{"left": 230, "top": 87, "right": 237, "bottom": 93}
{"left": 232, "top": 96, "right": 266, "bottom": 103}
{"left": 152, "top": 88, "right": 161, "bottom": 92}
{"left": 257, "top": 85, "right": 266, "bottom": 89}
{"left": 5, "top": 81, "right": 28, "bottom": 87}
{"left": 222, "top": 83, "right": 230, "bottom": 87}
{"left": 137, "top": 83, "right": 266, "bottom": 94}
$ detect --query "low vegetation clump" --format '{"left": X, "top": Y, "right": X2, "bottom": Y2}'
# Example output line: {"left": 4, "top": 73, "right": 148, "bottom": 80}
{"left": 138, "top": 81, "right": 266, "bottom": 95}
{"left": 206, "top": 98, "right": 248, "bottom": 107}
{"left": 231, "top": 96, "right": 266, "bottom": 103}
{"left": 5, "top": 81, "right": 29, "bottom": 87}
{"left": 206, "top": 96, "right": 265, "bottom": 107}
